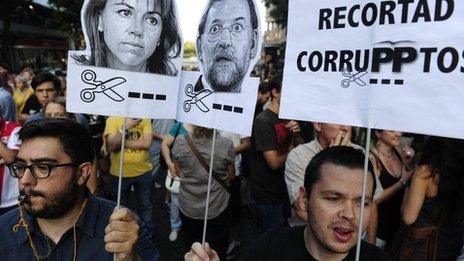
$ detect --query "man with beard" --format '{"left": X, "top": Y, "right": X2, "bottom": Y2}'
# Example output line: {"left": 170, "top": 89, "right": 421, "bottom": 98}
{"left": 185, "top": 146, "right": 389, "bottom": 260}
{"left": 0, "top": 119, "right": 159, "bottom": 260}
{"left": 194, "top": 0, "right": 259, "bottom": 93}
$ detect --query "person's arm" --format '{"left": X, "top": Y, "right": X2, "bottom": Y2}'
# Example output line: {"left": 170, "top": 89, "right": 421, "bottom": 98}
{"left": 235, "top": 137, "right": 250, "bottom": 154}
{"left": 401, "top": 166, "right": 430, "bottom": 225}
{"left": 125, "top": 133, "right": 153, "bottom": 150}
{"left": 263, "top": 150, "right": 288, "bottom": 170}
{"left": 161, "top": 135, "right": 176, "bottom": 174}
{"left": 107, "top": 118, "right": 152, "bottom": 152}
{"left": 0, "top": 141, "right": 18, "bottom": 164}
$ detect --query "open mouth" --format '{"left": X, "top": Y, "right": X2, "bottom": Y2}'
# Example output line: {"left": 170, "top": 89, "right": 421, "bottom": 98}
{"left": 333, "top": 227, "right": 354, "bottom": 242}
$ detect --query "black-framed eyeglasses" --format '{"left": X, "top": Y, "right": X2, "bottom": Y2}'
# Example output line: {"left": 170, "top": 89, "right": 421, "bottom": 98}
{"left": 7, "top": 162, "right": 79, "bottom": 179}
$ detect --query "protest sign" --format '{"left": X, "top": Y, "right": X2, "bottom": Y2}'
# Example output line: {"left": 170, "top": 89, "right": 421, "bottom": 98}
{"left": 280, "top": 0, "right": 464, "bottom": 139}
{"left": 176, "top": 0, "right": 262, "bottom": 136}
{"left": 176, "top": 71, "right": 259, "bottom": 136}
{"left": 67, "top": 0, "right": 183, "bottom": 119}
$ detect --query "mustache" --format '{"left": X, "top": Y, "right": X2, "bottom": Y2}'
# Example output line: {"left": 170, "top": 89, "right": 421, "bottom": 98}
{"left": 214, "top": 50, "right": 236, "bottom": 62}
{"left": 19, "top": 189, "right": 46, "bottom": 202}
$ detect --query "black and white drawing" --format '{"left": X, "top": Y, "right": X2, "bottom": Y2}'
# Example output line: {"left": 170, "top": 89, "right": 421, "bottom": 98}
{"left": 80, "top": 70, "right": 126, "bottom": 102}
{"left": 195, "top": 0, "right": 261, "bottom": 93}
{"left": 71, "top": 0, "right": 182, "bottom": 75}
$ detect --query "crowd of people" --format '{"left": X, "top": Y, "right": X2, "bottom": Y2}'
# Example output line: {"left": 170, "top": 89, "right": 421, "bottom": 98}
{"left": 0, "top": 64, "right": 463, "bottom": 261}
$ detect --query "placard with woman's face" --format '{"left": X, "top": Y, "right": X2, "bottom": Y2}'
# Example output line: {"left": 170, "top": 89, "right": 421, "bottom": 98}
{"left": 67, "top": 0, "right": 183, "bottom": 119}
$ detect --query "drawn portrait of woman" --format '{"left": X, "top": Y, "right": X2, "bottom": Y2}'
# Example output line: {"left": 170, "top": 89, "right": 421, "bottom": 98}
{"left": 73, "top": 0, "right": 182, "bottom": 75}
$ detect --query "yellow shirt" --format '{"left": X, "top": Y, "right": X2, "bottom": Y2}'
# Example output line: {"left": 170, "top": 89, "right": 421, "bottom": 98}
{"left": 13, "top": 87, "right": 34, "bottom": 114}
{"left": 104, "top": 117, "right": 153, "bottom": 178}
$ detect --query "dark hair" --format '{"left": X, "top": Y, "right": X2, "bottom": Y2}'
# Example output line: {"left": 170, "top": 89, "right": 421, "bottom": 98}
{"left": 258, "top": 82, "right": 270, "bottom": 93}
{"left": 418, "top": 137, "right": 464, "bottom": 217}
{"left": 269, "top": 75, "right": 282, "bottom": 99}
{"left": 30, "top": 72, "right": 61, "bottom": 92}
{"left": 73, "top": 0, "right": 181, "bottom": 76}
{"left": 304, "top": 146, "right": 376, "bottom": 197}
{"left": 19, "top": 119, "right": 95, "bottom": 165}
{"left": 198, "top": 0, "right": 259, "bottom": 37}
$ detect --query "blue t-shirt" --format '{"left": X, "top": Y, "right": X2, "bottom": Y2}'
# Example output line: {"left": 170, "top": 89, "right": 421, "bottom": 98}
{"left": 168, "top": 122, "right": 189, "bottom": 137}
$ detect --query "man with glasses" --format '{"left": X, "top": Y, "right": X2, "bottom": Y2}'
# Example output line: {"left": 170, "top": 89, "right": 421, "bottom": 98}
{"left": 0, "top": 119, "right": 159, "bottom": 260}
{"left": 195, "top": 0, "right": 259, "bottom": 93}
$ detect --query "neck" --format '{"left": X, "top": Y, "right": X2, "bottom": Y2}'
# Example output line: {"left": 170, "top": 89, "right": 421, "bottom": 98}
{"left": 317, "top": 135, "right": 330, "bottom": 150}
{"left": 108, "top": 57, "right": 146, "bottom": 72}
{"left": 376, "top": 141, "right": 393, "bottom": 156}
{"left": 268, "top": 99, "right": 279, "bottom": 114}
{"left": 305, "top": 226, "right": 349, "bottom": 261}
{"left": 36, "top": 196, "right": 86, "bottom": 244}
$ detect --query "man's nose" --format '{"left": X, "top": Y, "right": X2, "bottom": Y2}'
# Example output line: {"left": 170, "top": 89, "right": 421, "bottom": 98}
{"left": 218, "top": 28, "right": 232, "bottom": 48}
{"left": 19, "top": 169, "right": 37, "bottom": 187}
{"left": 128, "top": 17, "right": 143, "bottom": 38}
{"left": 339, "top": 200, "right": 356, "bottom": 221}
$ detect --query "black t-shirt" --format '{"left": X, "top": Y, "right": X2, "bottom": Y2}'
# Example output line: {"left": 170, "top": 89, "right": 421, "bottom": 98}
{"left": 250, "top": 109, "right": 289, "bottom": 204}
{"left": 243, "top": 226, "right": 391, "bottom": 261}
{"left": 21, "top": 95, "right": 42, "bottom": 116}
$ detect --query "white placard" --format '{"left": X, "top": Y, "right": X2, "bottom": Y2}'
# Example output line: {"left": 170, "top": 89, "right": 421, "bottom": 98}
{"left": 281, "top": 0, "right": 464, "bottom": 139}
{"left": 176, "top": 71, "right": 258, "bottom": 136}
{"left": 67, "top": 0, "right": 183, "bottom": 119}
{"left": 175, "top": 0, "right": 262, "bottom": 135}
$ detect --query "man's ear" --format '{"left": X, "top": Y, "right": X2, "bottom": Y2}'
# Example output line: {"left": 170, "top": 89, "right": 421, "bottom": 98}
{"left": 249, "top": 29, "right": 259, "bottom": 59}
{"left": 98, "top": 15, "right": 104, "bottom": 32}
{"left": 295, "top": 186, "right": 309, "bottom": 222}
{"left": 77, "top": 162, "right": 93, "bottom": 186}
{"left": 313, "top": 122, "right": 322, "bottom": 132}
{"left": 196, "top": 37, "right": 203, "bottom": 62}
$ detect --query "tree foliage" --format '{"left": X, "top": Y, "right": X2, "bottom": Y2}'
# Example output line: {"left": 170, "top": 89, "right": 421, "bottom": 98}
{"left": 48, "top": 0, "right": 84, "bottom": 49}
{"left": 263, "top": 0, "right": 288, "bottom": 28}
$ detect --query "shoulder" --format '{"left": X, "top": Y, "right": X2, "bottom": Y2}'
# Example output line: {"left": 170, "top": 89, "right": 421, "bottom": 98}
{"left": 0, "top": 208, "right": 22, "bottom": 248}
{"left": 357, "top": 241, "right": 391, "bottom": 260}
{"left": 24, "top": 113, "right": 43, "bottom": 124}
{"left": 254, "top": 226, "right": 305, "bottom": 247}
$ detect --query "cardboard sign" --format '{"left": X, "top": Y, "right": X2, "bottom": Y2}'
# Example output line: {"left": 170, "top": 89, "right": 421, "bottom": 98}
{"left": 281, "top": 0, "right": 464, "bottom": 139}
{"left": 176, "top": 71, "right": 258, "bottom": 136}
{"left": 67, "top": 0, "right": 183, "bottom": 119}
{"left": 174, "top": 0, "right": 262, "bottom": 136}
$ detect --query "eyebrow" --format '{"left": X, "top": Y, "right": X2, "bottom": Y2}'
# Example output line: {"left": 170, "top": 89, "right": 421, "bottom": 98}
{"left": 115, "top": 2, "right": 135, "bottom": 10}
{"left": 31, "top": 158, "right": 59, "bottom": 163}
{"left": 211, "top": 17, "right": 246, "bottom": 24}
{"left": 321, "top": 190, "right": 373, "bottom": 201}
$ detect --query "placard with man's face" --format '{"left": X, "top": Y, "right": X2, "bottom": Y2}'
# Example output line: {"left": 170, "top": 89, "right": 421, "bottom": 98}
{"left": 177, "top": 0, "right": 262, "bottom": 136}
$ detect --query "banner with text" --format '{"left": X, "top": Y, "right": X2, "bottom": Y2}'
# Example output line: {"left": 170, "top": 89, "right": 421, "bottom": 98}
{"left": 280, "top": 0, "right": 464, "bottom": 139}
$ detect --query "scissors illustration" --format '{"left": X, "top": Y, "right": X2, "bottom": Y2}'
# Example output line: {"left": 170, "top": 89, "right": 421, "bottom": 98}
{"left": 341, "top": 68, "right": 367, "bottom": 88}
{"left": 183, "top": 84, "right": 212, "bottom": 113}
{"left": 80, "top": 70, "right": 126, "bottom": 103}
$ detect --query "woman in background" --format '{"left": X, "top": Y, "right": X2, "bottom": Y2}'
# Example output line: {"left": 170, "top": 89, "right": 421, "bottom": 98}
{"left": 401, "top": 137, "right": 464, "bottom": 260}
{"left": 13, "top": 75, "right": 33, "bottom": 118}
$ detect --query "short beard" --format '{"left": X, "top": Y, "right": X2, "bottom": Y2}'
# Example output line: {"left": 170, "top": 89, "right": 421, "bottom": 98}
{"left": 22, "top": 173, "right": 82, "bottom": 219}
{"left": 205, "top": 53, "right": 249, "bottom": 92}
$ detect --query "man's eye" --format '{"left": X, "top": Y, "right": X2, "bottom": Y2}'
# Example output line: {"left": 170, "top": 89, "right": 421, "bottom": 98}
{"left": 117, "top": 9, "right": 132, "bottom": 18}
{"left": 232, "top": 24, "right": 244, "bottom": 32}
{"left": 34, "top": 164, "right": 49, "bottom": 173}
{"left": 146, "top": 16, "right": 158, "bottom": 26}
{"left": 210, "top": 25, "right": 221, "bottom": 34}
{"left": 326, "top": 197, "right": 340, "bottom": 202}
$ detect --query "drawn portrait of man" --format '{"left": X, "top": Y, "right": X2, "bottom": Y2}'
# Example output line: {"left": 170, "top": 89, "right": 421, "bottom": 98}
{"left": 195, "top": 0, "right": 260, "bottom": 93}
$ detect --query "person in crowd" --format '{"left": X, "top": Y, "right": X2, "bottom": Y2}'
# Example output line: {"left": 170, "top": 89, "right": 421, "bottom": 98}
{"left": 13, "top": 75, "right": 34, "bottom": 117}
{"left": 0, "top": 119, "right": 159, "bottom": 260}
{"left": 195, "top": 0, "right": 259, "bottom": 92}
{"left": 219, "top": 130, "right": 250, "bottom": 259}
{"left": 22, "top": 72, "right": 61, "bottom": 123}
{"left": 43, "top": 96, "right": 97, "bottom": 193}
{"left": 0, "top": 108, "right": 21, "bottom": 216}
{"left": 150, "top": 119, "right": 175, "bottom": 188}
{"left": 172, "top": 126, "right": 235, "bottom": 259}
{"left": 160, "top": 121, "right": 193, "bottom": 242}
{"left": 185, "top": 146, "right": 389, "bottom": 261}
{"left": 250, "top": 76, "right": 301, "bottom": 234}
{"left": 104, "top": 117, "right": 155, "bottom": 236}
{"left": 73, "top": 0, "right": 181, "bottom": 75}
{"left": 0, "top": 75, "right": 17, "bottom": 122}
{"left": 20, "top": 68, "right": 34, "bottom": 86}
{"left": 370, "top": 130, "right": 414, "bottom": 249}
{"left": 398, "top": 136, "right": 464, "bottom": 260}
{"left": 255, "top": 82, "right": 270, "bottom": 117}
